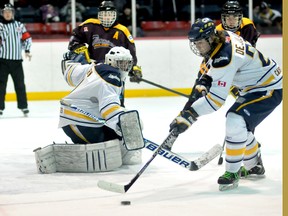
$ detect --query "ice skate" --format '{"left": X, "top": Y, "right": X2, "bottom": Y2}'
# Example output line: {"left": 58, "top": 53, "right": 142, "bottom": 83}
{"left": 218, "top": 171, "right": 240, "bottom": 191}
{"left": 0, "top": 110, "right": 3, "bottom": 116}
{"left": 21, "top": 108, "right": 29, "bottom": 117}
{"left": 240, "top": 154, "right": 265, "bottom": 178}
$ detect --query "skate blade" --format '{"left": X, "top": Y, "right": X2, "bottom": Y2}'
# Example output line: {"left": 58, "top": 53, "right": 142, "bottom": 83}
{"left": 219, "top": 182, "right": 239, "bottom": 191}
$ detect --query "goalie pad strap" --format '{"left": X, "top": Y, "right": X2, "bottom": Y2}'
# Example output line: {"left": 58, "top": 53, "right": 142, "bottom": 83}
{"left": 34, "top": 139, "right": 122, "bottom": 174}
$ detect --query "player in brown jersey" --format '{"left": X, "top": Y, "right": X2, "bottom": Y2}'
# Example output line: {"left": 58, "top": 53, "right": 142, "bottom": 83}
{"left": 68, "top": 1, "right": 142, "bottom": 106}
{"left": 216, "top": 1, "right": 259, "bottom": 47}
{"left": 215, "top": 1, "right": 260, "bottom": 98}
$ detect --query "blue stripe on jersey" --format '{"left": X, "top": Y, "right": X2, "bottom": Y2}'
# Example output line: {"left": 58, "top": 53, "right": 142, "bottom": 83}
{"left": 95, "top": 64, "right": 122, "bottom": 87}
{"left": 204, "top": 96, "right": 217, "bottom": 111}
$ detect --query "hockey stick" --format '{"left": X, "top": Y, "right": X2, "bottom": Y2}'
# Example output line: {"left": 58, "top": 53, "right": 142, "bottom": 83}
{"left": 97, "top": 131, "right": 179, "bottom": 193}
{"left": 144, "top": 138, "right": 222, "bottom": 171}
{"left": 217, "top": 140, "right": 226, "bottom": 165}
{"left": 139, "top": 78, "right": 189, "bottom": 98}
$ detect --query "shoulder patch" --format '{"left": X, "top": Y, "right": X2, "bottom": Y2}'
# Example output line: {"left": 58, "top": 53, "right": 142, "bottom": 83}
{"left": 95, "top": 64, "right": 122, "bottom": 87}
{"left": 212, "top": 44, "right": 232, "bottom": 68}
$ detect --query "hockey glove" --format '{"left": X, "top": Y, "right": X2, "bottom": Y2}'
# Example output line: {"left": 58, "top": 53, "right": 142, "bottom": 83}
{"left": 192, "top": 74, "right": 212, "bottom": 100}
{"left": 169, "top": 108, "right": 198, "bottom": 135}
{"left": 129, "top": 65, "right": 142, "bottom": 83}
{"left": 70, "top": 43, "right": 91, "bottom": 63}
{"left": 63, "top": 51, "right": 89, "bottom": 65}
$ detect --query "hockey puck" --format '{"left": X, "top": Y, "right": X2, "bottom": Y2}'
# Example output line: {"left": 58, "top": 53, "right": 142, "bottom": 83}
{"left": 121, "top": 201, "right": 131, "bottom": 205}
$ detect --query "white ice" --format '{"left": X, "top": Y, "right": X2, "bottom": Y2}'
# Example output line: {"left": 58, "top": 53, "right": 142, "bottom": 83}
{"left": 0, "top": 96, "right": 282, "bottom": 216}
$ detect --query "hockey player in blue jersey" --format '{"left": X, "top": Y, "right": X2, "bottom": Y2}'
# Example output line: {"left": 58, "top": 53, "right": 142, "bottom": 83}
{"left": 169, "top": 18, "right": 282, "bottom": 191}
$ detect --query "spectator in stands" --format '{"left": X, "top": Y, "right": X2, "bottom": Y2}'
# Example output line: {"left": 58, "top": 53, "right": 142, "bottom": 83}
{"left": 60, "top": 0, "right": 86, "bottom": 23}
{"left": 254, "top": 1, "right": 282, "bottom": 31}
{"left": 118, "top": 4, "right": 144, "bottom": 37}
{"left": 39, "top": 4, "right": 60, "bottom": 23}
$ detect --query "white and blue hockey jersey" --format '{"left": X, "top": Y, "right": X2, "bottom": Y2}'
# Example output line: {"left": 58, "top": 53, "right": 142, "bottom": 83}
{"left": 58, "top": 63, "right": 126, "bottom": 133}
{"left": 192, "top": 31, "right": 282, "bottom": 117}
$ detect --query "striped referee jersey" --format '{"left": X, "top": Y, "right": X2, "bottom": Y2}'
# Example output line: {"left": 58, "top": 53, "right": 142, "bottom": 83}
{"left": 0, "top": 20, "right": 32, "bottom": 60}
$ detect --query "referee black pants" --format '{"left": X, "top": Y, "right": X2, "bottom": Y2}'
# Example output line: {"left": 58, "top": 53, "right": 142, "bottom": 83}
{"left": 0, "top": 59, "right": 28, "bottom": 110}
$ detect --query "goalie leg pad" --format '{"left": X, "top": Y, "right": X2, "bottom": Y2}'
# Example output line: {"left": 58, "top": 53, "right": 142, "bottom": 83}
{"left": 34, "top": 146, "right": 56, "bottom": 174}
{"left": 118, "top": 110, "right": 144, "bottom": 150}
{"left": 120, "top": 141, "right": 142, "bottom": 165}
{"left": 34, "top": 139, "right": 122, "bottom": 173}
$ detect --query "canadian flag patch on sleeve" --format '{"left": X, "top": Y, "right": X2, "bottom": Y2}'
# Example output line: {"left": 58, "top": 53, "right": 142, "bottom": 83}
{"left": 218, "top": 81, "right": 226, "bottom": 87}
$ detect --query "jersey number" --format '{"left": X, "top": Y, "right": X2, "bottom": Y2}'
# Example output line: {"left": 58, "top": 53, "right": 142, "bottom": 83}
{"left": 245, "top": 44, "right": 270, "bottom": 67}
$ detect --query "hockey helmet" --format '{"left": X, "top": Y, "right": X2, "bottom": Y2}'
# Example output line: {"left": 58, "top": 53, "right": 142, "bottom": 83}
{"left": 1, "top": 3, "right": 15, "bottom": 16}
{"left": 105, "top": 47, "right": 133, "bottom": 80}
{"left": 221, "top": 1, "right": 243, "bottom": 32}
{"left": 188, "top": 18, "right": 215, "bottom": 42}
{"left": 98, "top": 1, "right": 117, "bottom": 27}
{"left": 260, "top": 2, "right": 269, "bottom": 12}
{"left": 188, "top": 18, "right": 216, "bottom": 57}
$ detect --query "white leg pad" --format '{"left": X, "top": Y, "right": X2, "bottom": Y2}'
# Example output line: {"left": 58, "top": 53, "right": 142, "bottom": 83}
{"left": 34, "top": 146, "right": 56, "bottom": 174}
{"left": 120, "top": 142, "right": 142, "bottom": 165}
{"left": 34, "top": 139, "right": 122, "bottom": 173}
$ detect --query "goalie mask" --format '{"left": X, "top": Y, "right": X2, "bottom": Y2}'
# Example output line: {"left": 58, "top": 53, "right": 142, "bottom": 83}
{"left": 98, "top": 1, "right": 117, "bottom": 28}
{"left": 188, "top": 18, "right": 216, "bottom": 58}
{"left": 221, "top": 1, "right": 243, "bottom": 32}
{"left": 105, "top": 47, "right": 133, "bottom": 80}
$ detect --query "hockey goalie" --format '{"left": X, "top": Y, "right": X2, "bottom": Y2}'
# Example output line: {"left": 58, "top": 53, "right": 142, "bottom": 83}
{"left": 34, "top": 46, "right": 145, "bottom": 173}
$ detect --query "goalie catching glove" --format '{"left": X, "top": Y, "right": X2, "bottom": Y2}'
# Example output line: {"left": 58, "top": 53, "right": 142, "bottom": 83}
{"left": 129, "top": 65, "right": 142, "bottom": 83}
{"left": 169, "top": 108, "right": 198, "bottom": 135}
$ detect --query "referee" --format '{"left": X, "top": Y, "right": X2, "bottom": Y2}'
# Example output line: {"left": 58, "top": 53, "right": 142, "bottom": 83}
{"left": 0, "top": 3, "right": 32, "bottom": 116}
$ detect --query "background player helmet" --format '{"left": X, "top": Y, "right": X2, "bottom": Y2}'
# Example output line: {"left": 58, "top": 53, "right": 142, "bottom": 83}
{"left": 188, "top": 18, "right": 216, "bottom": 57}
{"left": 105, "top": 47, "right": 133, "bottom": 80}
{"left": 1, "top": 3, "right": 15, "bottom": 16}
{"left": 259, "top": 1, "right": 269, "bottom": 12}
{"left": 98, "top": 1, "right": 117, "bottom": 28}
{"left": 221, "top": 1, "right": 243, "bottom": 32}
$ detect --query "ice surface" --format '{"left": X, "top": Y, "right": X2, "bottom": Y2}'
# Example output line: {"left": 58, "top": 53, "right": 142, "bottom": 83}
{"left": 0, "top": 97, "right": 282, "bottom": 216}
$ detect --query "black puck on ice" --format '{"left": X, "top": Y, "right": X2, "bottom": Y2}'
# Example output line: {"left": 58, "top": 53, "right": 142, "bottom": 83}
{"left": 121, "top": 201, "right": 131, "bottom": 205}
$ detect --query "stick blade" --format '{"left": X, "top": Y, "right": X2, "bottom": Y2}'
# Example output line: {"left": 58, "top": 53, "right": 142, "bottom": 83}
{"left": 190, "top": 144, "right": 223, "bottom": 171}
{"left": 97, "top": 180, "right": 126, "bottom": 193}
